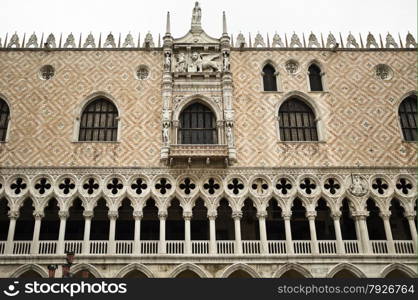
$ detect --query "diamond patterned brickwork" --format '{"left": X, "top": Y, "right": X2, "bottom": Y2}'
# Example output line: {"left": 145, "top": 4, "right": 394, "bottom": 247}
{"left": 0, "top": 50, "right": 163, "bottom": 167}
{"left": 230, "top": 50, "right": 417, "bottom": 167}
{"left": 0, "top": 49, "right": 416, "bottom": 168}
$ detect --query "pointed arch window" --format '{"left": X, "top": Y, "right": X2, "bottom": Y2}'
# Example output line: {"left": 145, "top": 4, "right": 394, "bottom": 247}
{"left": 262, "top": 64, "right": 277, "bottom": 91}
{"left": 308, "top": 64, "right": 323, "bottom": 91}
{"left": 398, "top": 95, "right": 417, "bottom": 141}
{"left": 79, "top": 98, "right": 118, "bottom": 141}
{"left": 179, "top": 102, "right": 217, "bottom": 144}
{"left": 279, "top": 98, "right": 318, "bottom": 141}
{"left": 0, "top": 98, "right": 10, "bottom": 142}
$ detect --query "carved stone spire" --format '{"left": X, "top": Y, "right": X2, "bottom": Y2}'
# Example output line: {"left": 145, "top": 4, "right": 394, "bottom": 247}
{"left": 222, "top": 11, "right": 228, "bottom": 36}
{"left": 191, "top": 2, "right": 202, "bottom": 32}
{"left": 165, "top": 12, "right": 171, "bottom": 36}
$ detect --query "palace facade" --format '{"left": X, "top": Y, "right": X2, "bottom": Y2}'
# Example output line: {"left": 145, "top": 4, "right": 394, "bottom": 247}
{"left": 0, "top": 3, "right": 417, "bottom": 278}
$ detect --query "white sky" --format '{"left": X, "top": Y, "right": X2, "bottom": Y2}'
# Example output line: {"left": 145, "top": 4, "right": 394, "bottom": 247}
{"left": 0, "top": 0, "right": 416, "bottom": 42}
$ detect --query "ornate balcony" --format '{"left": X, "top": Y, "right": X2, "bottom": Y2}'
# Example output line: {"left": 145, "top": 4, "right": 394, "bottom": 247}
{"left": 168, "top": 144, "right": 229, "bottom": 165}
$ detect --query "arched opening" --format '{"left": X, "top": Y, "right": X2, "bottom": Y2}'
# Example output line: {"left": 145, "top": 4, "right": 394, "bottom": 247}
{"left": 179, "top": 102, "right": 217, "bottom": 144}
{"left": 279, "top": 98, "right": 318, "bottom": 141}
{"left": 90, "top": 199, "right": 109, "bottom": 240}
{"left": 398, "top": 95, "right": 417, "bottom": 141}
{"left": 280, "top": 270, "right": 306, "bottom": 278}
{"left": 366, "top": 199, "right": 386, "bottom": 240}
{"left": 17, "top": 270, "right": 43, "bottom": 278}
{"left": 40, "top": 198, "right": 60, "bottom": 240}
{"left": 0, "top": 199, "right": 10, "bottom": 241}
{"left": 73, "top": 270, "right": 96, "bottom": 278}
{"left": 141, "top": 199, "right": 159, "bottom": 240}
{"left": 65, "top": 198, "right": 85, "bottom": 240}
{"left": 15, "top": 199, "right": 34, "bottom": 240}
{"left": 175, "top": 270, "right": 201, "bottom": 278}
{"left": 191, "top": 199, "right": 209, "bottom": 240}
{"left": 315, "top": 199, "right": 335, "bottom": 240}
{"left": 291, "top": 199, "right": 310, "bottom": 240}
{"left": 266, "top": 199, "right": 285, "bottom": 240}
{"left": 78, "top": 98, "right": 119, "bottom": 142}
{"left": 308, "top": 64, "right": 323, "bottom": 91}
{"left": 166, "top": 199, "right": 184, "bottom": 240}
{"left": 385, "top": 269, "right": 412, "bottom": 278}
{"left": 228, "top": 270, "right": 253, "bottom": 278}
{"left": 116, "top": 199, "right": 134, "bottom": 240}
{"left": 0, "top": 98, "right": 10, "bottom": 141}
{"left": 389, "top": 199, "right": 411, "bottom": 240}
{"left": 340, "top": 199, "right": 357, "bottom": 240}
{"left": 123, "top": 270, "right": 149, "bottom": 278}
{"left": 216, "top": 199, "right": 234, "bottom": 240}
{"left": 241, "top": 199, "right": 259, "bottom": 240}
{"left": 332, "top": 269, "right": 359, "bottom": 278}
{"left": 262, "top": 64, "right": 278, "bottom": 91}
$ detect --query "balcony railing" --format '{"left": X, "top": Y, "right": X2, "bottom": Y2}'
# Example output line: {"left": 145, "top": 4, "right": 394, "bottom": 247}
{"left": 169, "top": 144, "right": 228, "bottom": 158}
{"left": 0, "top": 239, "right": 415, "bottom": 256}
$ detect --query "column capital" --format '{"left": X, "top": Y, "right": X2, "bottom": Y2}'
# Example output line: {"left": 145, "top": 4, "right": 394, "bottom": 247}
{"left": 379, "top": 211, "right": 391, "bottom": 220}
{"left": 207, "top": 211, "right": 217, "bottom": 220}
{"left": 33, "top": 211, "right": 45, "bottom": 220}
{"left": 256, "top": 211, "right": 267, "bottom": 219}
{"left": 133, "top": 211, "right": 143, "bottom": 220}
{"left": 404, "top": 211, "right": 416, "bottom": 220}
{"left": 232, "top": 211, "right": 242, "bottom": 220}
{"left": 282, "top": 212, "right": 292, "bottom": 220}
{"left": 305, "top": 210, "right": 317, "bottom": 220}
{"left": 351, "top": 210, "right": 369, "bottom": 220}
{"left": 8, "top": 210, "right": 19, "bottom": 219}
{"left": 183, "top": 211, "right": 193, "bottom": 220}
{"left": 331, "top": 211, "right": 342, "bottom": 220}
{"left": 58, "top": 211, "right": 70, "bottom": 219}
{"left": 83, "top": 210, "right": 94, "bottom": 219}
{"left": 158, "top": 210, "right": 168, "bottom": 220}
{"left": 108, "top": 210, "right": 119, "bottom": 220}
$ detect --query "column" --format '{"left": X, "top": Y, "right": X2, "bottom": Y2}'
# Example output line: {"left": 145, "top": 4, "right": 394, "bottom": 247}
{"left": 257, "top": 211, "right": 268, "bottom": 254}
{"left": 380, "top": 211, "right": 395, "bottom": 254}
{"left": 405, "top": 213, "right": 417, "bottom": 253}
{"left": 208, "top": 211, "right": 217, "bottom": 254}
{"left": 133, "top": 211, "right": 142, "bottom": 254}
{"left": 31, "top": 211, "right": 44, "bottom": 254}
{"left": 57, "top": 211, "right": 69, "bottom": 255}
{"left": 232, "top": 211, "right": 242, "bottom": 254}
{"left": 184, "top": 211, "right": 192, "bottom": 254}
{"left": 331, "top": 212, "right": 344, "bottom": 254}
{"left": 306, "top": 211, "right": 319, "bottom": 254}
{"left": 82, "top": 211, "right": 93, "bottom": 254}
{"left": 5, "top": 211, "right": 19, "bottom": 254}
{"left": 108, "top": 210, "right": 118, "bottom": 254}
{"left": 158, "top": 211, "right": 167, "bottom": 254}
{"left": 283, "top": 212, "right": 293, "bottom": 254}
{"left": 355, "top": 212, "right": 371, "bottom": 254}
{"left": 353, "top": 214, "right": 364, "bottom": 252}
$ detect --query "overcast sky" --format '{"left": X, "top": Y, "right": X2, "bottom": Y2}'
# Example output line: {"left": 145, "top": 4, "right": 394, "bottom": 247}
{"left": 1, "top": 0, "right": 416, "bottom": 42}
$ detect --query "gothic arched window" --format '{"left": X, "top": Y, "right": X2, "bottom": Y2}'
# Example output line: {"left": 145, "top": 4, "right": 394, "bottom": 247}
{"left": 0, "top": 98, "right": 10, "bottom": 142}
{"left": 179, "top": 102, "right": 217, "bottom": 144}
{"left": 279, "top": 98, "right": 318, "bottom": 141}
{"left": 308, "top": 64, "right": 323, "bottom": 91}
{"left": 262, "top": 64, "right": 277, "bottom": 91}
{"left": 398, "top": 95, "right": 417, "bottom": 141}
{"left": 79, "top": 99, "right": 118, "bottom": 141}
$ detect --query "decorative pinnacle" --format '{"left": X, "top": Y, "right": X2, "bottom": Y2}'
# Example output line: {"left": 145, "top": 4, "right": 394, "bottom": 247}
{"left": 222, "top": 11, "right": 228, "bottom": 35}
{"left": 165, "top": 12, "right": 171, "bottom": 36}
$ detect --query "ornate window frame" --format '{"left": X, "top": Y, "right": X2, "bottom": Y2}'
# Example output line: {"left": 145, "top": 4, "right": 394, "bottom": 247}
{"left": 260, "top": 60, "right": 282, "bottom": 93}
{"left": 396, "top": 91, "right": 417, "bottom": 143}
{"left": 306, "top": 60, "right": 327, "bottom": 92}
{"left": 0, "top": 94, "right": 11, "bottom": 143}
{"left": 72, "top": 92, "right": 122, "bottom": 143}
{"left": 171, "top": 95, "right": 225, "bottom": 145}
{"left": 275, "top": 91, "right": 326, "bottom": 142}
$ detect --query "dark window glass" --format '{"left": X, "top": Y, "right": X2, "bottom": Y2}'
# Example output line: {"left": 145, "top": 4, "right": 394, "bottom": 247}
{"left": 262, "top": 64, "right": 277, "bottom": 91}
{"left": 308, "top": 64, "right": 323, "bottom": 91}
{"left": 399, "top": 95, "right": 417, "bottom": 141}
{"left": 279, "top": 98, "right": 318, "bottom": 141}
{"left": 179, "top": 102, "right": 217, "bottom": 144}
{"left": 0, "top": 99, "right": 10, "bottom": 142}
{"left": 79, "top": 99, "right": 118, "bottom": 141}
